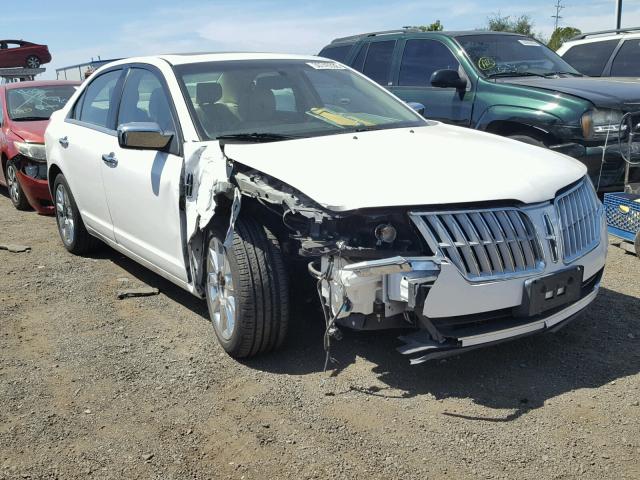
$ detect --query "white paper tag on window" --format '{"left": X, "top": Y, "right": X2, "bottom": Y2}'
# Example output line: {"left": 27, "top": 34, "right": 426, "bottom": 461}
{"left": 518, "top": 39, "right": 540, "bottom": 46}
{"left": 306, "top": 61, "right": 346, "bottom": 70}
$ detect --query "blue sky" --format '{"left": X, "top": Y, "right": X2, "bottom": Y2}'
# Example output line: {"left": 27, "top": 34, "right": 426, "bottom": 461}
{"left": 2, "top": 0, "right": 640, "bottom": 78}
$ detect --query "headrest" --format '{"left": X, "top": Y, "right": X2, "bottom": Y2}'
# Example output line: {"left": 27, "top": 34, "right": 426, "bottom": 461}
{"left": 196, "top": 82, "right": 222, "bottom": 105}
{"left": 255, "top": 75, "right": 290, "bottom": 91}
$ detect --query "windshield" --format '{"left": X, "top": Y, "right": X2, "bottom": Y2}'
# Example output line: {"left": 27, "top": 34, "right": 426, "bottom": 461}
{"left": 174, "top": 59, "right": 424, "bottom": 141}
{"left": 456, "top": 34, "right": 581, "bottom": 78}
{"left": 7, "top": 85, "right": 76, "bottom": 121}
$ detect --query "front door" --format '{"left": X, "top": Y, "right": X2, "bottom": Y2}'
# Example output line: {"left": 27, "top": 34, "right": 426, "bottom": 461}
{"left": 100, "top": 67, "right": 187, "bottom": 283}
{"left": 389, "top": 38, "right": 475, "bottom": 126}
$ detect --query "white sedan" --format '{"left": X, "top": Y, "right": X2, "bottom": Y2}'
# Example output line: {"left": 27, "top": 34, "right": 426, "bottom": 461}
{"left": 45, "top": 53, "right": 607, "bottom": 364}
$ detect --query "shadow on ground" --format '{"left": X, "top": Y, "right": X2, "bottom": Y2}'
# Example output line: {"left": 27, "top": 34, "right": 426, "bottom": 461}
{"left": 102, "top": 245, "right": 640, "bottom": 422}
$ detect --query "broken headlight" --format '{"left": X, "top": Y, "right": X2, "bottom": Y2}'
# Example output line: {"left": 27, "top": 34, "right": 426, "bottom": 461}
{"left": 14, "top": 141, "right": 46, "bottom": 161}
{"left": 581, "top": 109, "right": 625, "bottom": 140}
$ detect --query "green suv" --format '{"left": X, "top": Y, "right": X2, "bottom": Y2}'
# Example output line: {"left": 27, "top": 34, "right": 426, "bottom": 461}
{"left": 320, "top": 30, "right": 640, "bottom": 191}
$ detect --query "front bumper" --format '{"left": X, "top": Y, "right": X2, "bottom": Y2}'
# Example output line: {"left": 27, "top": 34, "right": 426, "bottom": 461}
{"left": 551, "top": 142, "right": 640, "bottom": 191}
{"left": 319, "top": 191, "right": 607, "bottom": 363}
{"left": 15, "top": 170, "right": 54, "bottom": 215}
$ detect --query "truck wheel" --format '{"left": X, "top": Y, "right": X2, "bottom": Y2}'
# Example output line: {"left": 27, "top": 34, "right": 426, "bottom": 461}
{"left": 508, "top": 135, "right": 546, "bottom": 148}
{"left": 6, "top": 160, "right": 31, "bottom": 210}
{"left": 26, "top": 56, "right": 41, "bottom": 68}
{"left": 53, "top": 174, "right": 99, "bottom": 255}
{"left": 205, "top": 216, "right": 289, "bottom": 358}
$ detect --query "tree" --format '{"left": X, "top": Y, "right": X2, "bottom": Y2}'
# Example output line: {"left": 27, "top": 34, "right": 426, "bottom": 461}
{"left": 486, "top": 14, "right": 542, "bottom": 40}
{"left": 548, "top": 26, "right": 582, "bottom": 50}
{"left": 411, "top": 20, "right": 444, "bottom": 32}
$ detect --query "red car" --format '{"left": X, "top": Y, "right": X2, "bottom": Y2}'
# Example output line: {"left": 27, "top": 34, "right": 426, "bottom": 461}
{"left": 0, "top": 81, "right": 79, "bottom": 214}
{"left": 0, "top": 40, "right": 51, "bottom": 69}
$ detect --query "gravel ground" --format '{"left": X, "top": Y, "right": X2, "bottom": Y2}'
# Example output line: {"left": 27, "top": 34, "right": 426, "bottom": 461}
{"left": 0, "top": 191, "right": 639, "bottom": 480}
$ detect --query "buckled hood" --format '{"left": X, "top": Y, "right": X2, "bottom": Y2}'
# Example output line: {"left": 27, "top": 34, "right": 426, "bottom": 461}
{"left": 503, "top": 76, "right": 640, "bottom": 110}
{"left": 224, "top": 124, "right": 586, "bottom": 211}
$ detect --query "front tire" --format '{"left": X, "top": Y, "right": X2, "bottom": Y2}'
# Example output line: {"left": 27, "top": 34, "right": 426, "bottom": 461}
{"left": 508, "top": 135, "right": 546, "bottom": 148}
{"left": 206, "top": 217, "right": 289, "bottom": 358}
{"left": 53, "top": 174, "right": 99, "bottom": 255}
{"left": 6, "top": 160, "right": 31, "bottom": 211}
{"left": 26, "top": 55, "right": 41, "bottom": 68}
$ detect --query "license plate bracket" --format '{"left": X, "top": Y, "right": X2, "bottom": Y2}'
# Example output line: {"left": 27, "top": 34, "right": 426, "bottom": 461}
{"left": 520, "top": 266, "right": 584, "bottom": 317}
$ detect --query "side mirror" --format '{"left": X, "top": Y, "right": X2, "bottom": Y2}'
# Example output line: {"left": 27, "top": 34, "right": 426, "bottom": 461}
{"left": 430, "top": 69, "right": 467, "bottom": 90}
{"left": 117, "top": 122, "right": 173, "bottom": 150}
{"left": 407, "top": 102, "right": 426, "bottom": 116}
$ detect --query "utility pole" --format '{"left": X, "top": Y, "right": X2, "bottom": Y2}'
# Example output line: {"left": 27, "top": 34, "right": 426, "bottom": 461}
{"left": 615, "top": 0, "right": 623, "bottom": 30}
{"left": 552, "top": 0, "right": 564, "bottom": 31}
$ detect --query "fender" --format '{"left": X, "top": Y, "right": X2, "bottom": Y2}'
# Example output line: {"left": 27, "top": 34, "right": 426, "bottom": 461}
{"left": 474, "top": 105, "right": 563, "bottom": 136}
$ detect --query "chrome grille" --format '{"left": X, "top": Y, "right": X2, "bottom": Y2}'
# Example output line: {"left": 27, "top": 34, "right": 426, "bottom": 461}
{"left": 410, "top": 208, "right": 544, "bottom": 281}
{"left": 555, "top": 179, "right": 601, "bottom": 263}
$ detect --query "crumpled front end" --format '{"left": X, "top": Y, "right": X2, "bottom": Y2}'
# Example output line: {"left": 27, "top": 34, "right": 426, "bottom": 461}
{"left": 314, "top": 177, "right": 607, "bottom": 364}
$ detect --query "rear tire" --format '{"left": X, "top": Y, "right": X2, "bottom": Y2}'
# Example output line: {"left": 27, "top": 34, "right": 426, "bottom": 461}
{"left": 205, "top": 216, "right": 289, "bottom": 358}
{"left": 6, "top": 160, "right": 31, "bottom": 211}
{"left": 25, "top": 55, "right": 41, "bottom": 68}
{"left": 53, "top": 174, "right": 99, "bottom": 255}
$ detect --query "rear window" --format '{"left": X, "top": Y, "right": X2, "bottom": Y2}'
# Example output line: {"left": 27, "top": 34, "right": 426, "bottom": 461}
{"left": 562, "top": 40, "right": 619, "bottom": 76}
{"left": 611, "top": 39, "right": 640, "bottom": 77}
{"left": 362, "top": 40, "right": 396, "bottom": 85}
{"left": 318, "top": 44, "right": 352, "bottom": 63}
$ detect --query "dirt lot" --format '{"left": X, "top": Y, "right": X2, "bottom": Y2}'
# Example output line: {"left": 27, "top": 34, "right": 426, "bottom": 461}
{"left": 0, "top": 191, "right": 639, "bottom": 480}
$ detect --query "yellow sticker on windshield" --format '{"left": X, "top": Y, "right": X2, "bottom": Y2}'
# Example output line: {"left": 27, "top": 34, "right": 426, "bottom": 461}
{"left": 308, "top": 108, "right": 374, "bottom": 127}
{"left": 478, "top": 57, "right": 496, "bottom": 71}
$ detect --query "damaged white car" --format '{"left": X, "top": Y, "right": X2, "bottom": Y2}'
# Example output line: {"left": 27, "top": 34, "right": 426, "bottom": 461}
{"left": 45, "top": 53, "right": 607, "bottom": 364}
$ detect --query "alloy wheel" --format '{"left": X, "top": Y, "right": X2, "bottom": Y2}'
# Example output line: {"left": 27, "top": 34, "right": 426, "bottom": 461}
{"left": 206, "top": 237, "right": 236, "bottom": 340}
{"left": 55, "top": 184, "right": 75, "bottom": 245}
{"left": 6, "top": 164, "right": 20, "bottom": 205}
{"left": 26, "top": 56, "right": 40, "bottom": 68}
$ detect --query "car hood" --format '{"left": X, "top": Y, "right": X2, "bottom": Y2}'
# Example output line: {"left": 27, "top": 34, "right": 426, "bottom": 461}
{"left": 9, "top": 120, "right": 48, "bottom": 143}
{"left": 224, "top": 124, "right": 586, "bottom": 211}
{"left": 503, "top": 76, "right": 640, "bottom": 110}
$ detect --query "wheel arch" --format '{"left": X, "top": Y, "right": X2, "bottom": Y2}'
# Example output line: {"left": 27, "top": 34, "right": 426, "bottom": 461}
{"left": 48, "top": 163, "right": 63, "bottom": 197}
{"left": 484, "top": 120, "right": 558, "bottom": 146}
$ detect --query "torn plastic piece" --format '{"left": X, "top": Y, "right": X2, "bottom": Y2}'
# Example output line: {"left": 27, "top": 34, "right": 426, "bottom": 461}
{"left": 342, "top": 256, "right": 411, "bottom": 276}
{"left": 224, "top": 188, "right": 242, "bottom": 248}
{"left": 116, "top": 286, "right": 160, "bottom": 299}
{"left": 0, "top": 244, "right": 31, "bottom": 253}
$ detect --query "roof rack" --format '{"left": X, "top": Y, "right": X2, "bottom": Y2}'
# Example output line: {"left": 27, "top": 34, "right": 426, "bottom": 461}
{"left": 570, "top": 27, "right": 640, "bottom": 41}
{"left": 331, "top": 28, "right": 421, "bottom": 44}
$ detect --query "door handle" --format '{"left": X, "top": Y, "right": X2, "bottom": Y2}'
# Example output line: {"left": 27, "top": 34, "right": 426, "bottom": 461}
{"left": 59, "top": 136, "right": 69, "bottom": 148}
{"left": 101, "top": 152, "right": 118, "bottom": 167}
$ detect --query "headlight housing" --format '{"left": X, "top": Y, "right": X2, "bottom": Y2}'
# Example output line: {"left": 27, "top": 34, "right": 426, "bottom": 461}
{"left": 581, "top": 109, "right": 625, "bottom": 140}
{"left": 13, "top": 141, "right": 46, "bottom": 161}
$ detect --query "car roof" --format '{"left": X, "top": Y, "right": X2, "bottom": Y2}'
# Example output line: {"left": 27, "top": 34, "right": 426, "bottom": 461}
{"left": 2, "top": 80, "right": 80, "bottom": 90}
{"left": 563, "top": 31, "right": 640, "bottom": 47}
{"left": 329, "top": 29, "right": 527, "bottom": 44}
{"left": 101, "top": 52, "right": 325, "bottom": 68}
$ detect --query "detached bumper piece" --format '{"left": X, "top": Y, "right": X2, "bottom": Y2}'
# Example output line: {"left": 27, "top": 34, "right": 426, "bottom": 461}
{"left": 397, "top": 269, "right": 602, "bottom": 364}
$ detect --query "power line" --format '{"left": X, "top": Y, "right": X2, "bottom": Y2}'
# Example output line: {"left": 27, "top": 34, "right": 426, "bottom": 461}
{"left": 552, "top": 0, "right": 564, "bottom": 31}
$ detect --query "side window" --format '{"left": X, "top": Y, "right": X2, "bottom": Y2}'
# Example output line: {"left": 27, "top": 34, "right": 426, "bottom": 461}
{"left": 611, "top": 40, "right": 640, "bottom": 77}
{"left": 76, "top": 70, "right": 121, "bottom": 128}
{"left": 318, "top": 45, "right": 352, "bottom": 63}
{"left": 118, "top": 68, "right": 176, "bottom": 132}
{"left": 399, "top": 39, "right": 460, "bottom": 86}
{"left": 0, "top": 97, "right": 4, "bottom": 126}
{"left": 362, "top": 41, "right": 396, "bottom": 85}
{"left": 562, "top": 40, "right": 619, "bottom": 76}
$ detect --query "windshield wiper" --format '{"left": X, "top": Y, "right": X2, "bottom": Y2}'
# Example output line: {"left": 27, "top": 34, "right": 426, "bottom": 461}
{"left": 487, "top": 72, "right": 546, "bottom": 79}
{"left": 216, "top": 132, "right": 297, "bottom": 143}
{"left": 12, "top": 116, "right": 49, "bottom": 121}
{"left": 542, "top": 71, "right": 583, "bottom": 77}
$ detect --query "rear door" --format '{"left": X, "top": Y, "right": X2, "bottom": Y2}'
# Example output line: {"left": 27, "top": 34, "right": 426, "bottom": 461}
{"left": 62, "top": 68, "right": 123, "bottom": 240}
{"left": 389, "top": 38, "right": 474, "bottom": 125}
{"left": 100, "top": 66, "right": 188, "bottom": 282}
